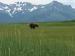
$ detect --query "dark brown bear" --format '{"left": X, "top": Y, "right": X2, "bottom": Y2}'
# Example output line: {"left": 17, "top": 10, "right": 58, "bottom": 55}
{"left": 29, "top": 23, "right": 39, "bottom": 29}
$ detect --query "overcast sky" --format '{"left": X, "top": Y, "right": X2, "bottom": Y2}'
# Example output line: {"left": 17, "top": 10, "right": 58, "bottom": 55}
{"left": 0, "top": 0, "right": 75, "bottom": 8}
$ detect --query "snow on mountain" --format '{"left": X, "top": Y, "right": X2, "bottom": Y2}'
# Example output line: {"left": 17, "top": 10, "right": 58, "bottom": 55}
{"left": 0, "top": 2, "right": 41, "bottom": 16}
{"left": 29, "top": 6, "right": 38, "bottom": 12}
{"left": 0, "top": 8, "right": 3, "bottom": 10}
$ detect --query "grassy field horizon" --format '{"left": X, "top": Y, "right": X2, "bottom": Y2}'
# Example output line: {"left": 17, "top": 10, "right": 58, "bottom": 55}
{"left": 0, "top": 22, "right": 75, "bottom": 56}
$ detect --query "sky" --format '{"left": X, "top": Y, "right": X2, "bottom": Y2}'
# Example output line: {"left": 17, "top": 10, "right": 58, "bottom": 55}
{"left": 0, "top": 0, "right": 75, "bottom": 8}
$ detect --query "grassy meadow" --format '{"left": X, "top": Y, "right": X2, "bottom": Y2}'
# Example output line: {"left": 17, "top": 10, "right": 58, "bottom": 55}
{"left": 0, "top": 22, "right": 75, "bottom": 56}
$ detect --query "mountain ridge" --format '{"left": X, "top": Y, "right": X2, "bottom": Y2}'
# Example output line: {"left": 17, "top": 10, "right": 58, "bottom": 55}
{"left": 0, "top": 1, "right": 75, "bottom": 23}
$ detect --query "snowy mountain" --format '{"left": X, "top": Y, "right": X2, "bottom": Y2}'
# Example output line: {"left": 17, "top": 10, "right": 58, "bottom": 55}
{"left": 0, "top": 1, "right": 75, "bottom": 23}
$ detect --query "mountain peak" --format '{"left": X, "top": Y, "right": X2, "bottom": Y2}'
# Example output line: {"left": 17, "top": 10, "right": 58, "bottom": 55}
{"left": 50, "top": 1, "right": 63, "bottom": 5}
{"left": 52, "top": 1, "right": 59, "bottom": 3}
{"left": 15, "top": 2, "right": 32, "bottom": 4}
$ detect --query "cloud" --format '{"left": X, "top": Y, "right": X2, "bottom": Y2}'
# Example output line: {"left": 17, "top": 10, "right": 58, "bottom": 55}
{"left": 0, "top": 0, "right": 52, "bottom": 4}
{"left": 56, "top": 0, "right": 75, "bottom": 8}
{"left": 0, "top": 0, "right": 75, "bottom": 8}
{"left": 0, "top": 0, "right": 17, "bottom": 4}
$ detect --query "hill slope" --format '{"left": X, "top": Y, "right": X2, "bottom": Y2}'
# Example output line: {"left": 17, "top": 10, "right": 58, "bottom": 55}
{"left": 0, "top": 23, "right": 75, "bottom": 56}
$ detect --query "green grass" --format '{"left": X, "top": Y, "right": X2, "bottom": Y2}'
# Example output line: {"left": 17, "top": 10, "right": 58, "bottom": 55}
{"left": 0, "top": 22, "right": 75, "bottom": 56}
